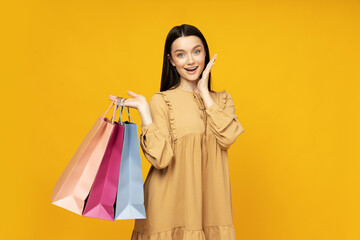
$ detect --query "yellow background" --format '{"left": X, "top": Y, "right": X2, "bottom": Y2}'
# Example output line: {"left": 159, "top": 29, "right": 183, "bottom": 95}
{"left": 1, "top": 0, "right": 359, "bottom": 239}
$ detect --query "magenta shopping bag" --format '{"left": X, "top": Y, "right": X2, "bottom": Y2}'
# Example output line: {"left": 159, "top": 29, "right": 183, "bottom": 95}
{"left": 82, "top": 98, "right": 125, "bottom": 220}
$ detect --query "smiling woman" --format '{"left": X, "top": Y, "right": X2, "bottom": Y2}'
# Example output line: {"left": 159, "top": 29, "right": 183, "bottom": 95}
{"left": 167, "top": 37, "right": 207, "bottom": 87}
{"left": 119, "top": 24, "right": 245, "bottom": 240}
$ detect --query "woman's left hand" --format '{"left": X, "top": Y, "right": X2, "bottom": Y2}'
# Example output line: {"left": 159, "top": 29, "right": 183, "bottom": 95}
{"left": 197, "top": 54, "right": 217, "bottom": 92}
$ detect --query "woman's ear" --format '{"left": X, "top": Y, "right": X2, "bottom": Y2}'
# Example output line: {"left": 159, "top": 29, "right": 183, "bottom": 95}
{"left": 167, "top": 54, "right": 175, "bottom": 67}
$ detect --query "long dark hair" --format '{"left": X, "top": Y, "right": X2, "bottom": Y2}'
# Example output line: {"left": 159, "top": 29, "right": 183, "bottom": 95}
{"left": 160, "top": 24, "right": 214, "bottom": 92}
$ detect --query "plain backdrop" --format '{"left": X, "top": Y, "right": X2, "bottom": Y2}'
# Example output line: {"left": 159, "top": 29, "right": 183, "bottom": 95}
{"left": 0, "top": 0, "right": 359, "bottom": 239}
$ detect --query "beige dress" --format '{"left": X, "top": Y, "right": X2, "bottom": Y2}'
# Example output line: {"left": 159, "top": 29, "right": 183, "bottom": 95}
{"left": 131, "top": 86, "right": 245, "bottom": 240}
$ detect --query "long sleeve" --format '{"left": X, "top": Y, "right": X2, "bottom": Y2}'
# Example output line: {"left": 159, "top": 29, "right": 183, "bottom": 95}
{"left": 205, "top": 90, "right": 245, "bottom": 150}
{"left": 139, "top": 93, "right": 174, "bottom": 169}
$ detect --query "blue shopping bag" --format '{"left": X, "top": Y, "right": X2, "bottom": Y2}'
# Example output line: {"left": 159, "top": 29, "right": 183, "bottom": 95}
{"left": 114, "top": 105, "right": 146, "bottom": 220}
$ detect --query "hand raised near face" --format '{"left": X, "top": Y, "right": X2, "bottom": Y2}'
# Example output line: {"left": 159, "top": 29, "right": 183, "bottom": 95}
{"left": 197, "top": 54, "right": 217, "bottom": 92}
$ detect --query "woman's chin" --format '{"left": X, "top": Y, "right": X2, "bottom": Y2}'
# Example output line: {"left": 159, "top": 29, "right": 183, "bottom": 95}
{"left": 181, "top": 74, "right": 200, "bottom": 82}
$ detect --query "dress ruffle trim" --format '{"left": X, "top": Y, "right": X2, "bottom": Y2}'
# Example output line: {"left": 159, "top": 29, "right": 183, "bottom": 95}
{"left": 131, "top": 224, "right": 236, "bottom": 240}
{"left": 156, "top": 92, "right": 177, "bottom": 143}
{"left": 153, "top": 90, "right": 228, "bottom": 144}
{"left": 220, "top": 90, "right": 227, "bottom": 109}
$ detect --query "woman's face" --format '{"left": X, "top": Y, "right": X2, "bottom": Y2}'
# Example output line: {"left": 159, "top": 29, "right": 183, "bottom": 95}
{"left": 168, "top": 35, "right": 206, "bottom": 83}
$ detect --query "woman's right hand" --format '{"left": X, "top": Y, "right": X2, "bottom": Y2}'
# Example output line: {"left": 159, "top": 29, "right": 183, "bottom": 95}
{"left": 119, "top": 90, "right": 153, "bottom": 126}
{"left": 119, "top": 90, "right": 148, "bottom": 110}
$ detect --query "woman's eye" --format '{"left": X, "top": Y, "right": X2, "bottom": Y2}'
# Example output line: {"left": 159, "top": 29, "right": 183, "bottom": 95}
{"left": 177, "top": 53, "right": 184, "bottom": 57}
{"left": 194, "top": 50, "right": 200, "bottom": 54}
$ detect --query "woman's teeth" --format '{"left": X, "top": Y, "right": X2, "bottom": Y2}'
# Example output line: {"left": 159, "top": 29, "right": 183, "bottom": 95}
{"left": 185, "top": 66, "right": 198, "bottom": 73}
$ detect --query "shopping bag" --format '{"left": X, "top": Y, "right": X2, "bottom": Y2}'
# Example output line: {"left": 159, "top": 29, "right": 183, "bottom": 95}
{"left": 82, "top": 98, "right": 125, "bottom": 220}
{"left": 52, "top": 97, "right": 120, "bottom": 215}
{"left": 114, "top": 104, "right": 146, "bottom": 220}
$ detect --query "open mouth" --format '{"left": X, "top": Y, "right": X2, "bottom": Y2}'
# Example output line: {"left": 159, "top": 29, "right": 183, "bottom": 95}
{"left": 184, "top": 66, "right": 198, "bottom": 73}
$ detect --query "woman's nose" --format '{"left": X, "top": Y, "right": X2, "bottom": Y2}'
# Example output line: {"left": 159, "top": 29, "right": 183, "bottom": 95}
{"left": 187, "top": 54, "right": 195, "bottom": 63}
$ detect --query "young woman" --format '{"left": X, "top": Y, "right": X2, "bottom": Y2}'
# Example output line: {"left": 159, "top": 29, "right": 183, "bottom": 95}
{"left": 120, "top": 24, "right": 245, "bottom": 240}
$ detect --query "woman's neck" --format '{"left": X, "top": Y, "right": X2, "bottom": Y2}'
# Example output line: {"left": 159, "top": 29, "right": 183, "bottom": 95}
{"left": 179, "top": 79, "right": 200, "bottom": 93}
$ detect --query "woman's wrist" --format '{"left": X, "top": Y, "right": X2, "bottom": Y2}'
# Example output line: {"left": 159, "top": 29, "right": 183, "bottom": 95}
{"left": 138, "top": 104, "right": 153, "bottom": 126}
{"left": 199, "top": 89, "right": 214, "bottom": 109}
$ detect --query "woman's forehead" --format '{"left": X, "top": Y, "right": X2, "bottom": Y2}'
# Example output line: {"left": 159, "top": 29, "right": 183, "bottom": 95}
{"left": 171, "top": 36, "right": 203, "bottom": 51}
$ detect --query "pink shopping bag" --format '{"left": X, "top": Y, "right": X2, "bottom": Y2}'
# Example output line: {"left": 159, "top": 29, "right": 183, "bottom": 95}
{"left": 52, "top": 97, "right": 119, "bottom": 215}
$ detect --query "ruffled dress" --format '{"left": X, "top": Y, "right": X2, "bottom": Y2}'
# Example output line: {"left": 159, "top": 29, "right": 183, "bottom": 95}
{"left": 131, "top": 86, "right": 245, "bottom": 240}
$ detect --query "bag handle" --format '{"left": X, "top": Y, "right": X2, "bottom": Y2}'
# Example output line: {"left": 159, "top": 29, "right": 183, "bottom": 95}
{"left": 100, "top": 97, "right": 120, "bottom": 122}
{"left": 116, "top": 98, "right": 134, "bottom": 124}
{"left": 111, "top": 97, "right": 120, "bottom": 124}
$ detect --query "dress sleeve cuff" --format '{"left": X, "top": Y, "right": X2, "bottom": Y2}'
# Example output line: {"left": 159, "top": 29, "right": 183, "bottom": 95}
{"left": 205, "top": 102, "right": 226, "bottom": 130}
{"left": 205, "top": 101, "right": 221, "bottom": 114}
{"left": 140, "top": 122, "right": 156, "bottom": 133}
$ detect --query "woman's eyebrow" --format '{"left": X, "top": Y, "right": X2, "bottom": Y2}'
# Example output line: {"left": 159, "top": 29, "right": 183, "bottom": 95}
{"left": 174, "top": 45, "right": 202, "bottom": 53}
